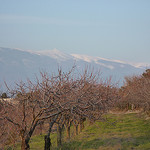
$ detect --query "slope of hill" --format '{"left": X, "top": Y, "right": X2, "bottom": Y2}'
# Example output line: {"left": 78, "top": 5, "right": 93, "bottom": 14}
{"left": 0, "top": 47, "right": 147, "bottom": 90}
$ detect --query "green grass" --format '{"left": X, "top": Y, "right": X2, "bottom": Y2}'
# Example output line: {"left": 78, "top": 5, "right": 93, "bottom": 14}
{"left": 59, "top": 113, "right": 150, "bottom": 150}
{"left": 6, "top": 112, "right": 150, "bottom": 150}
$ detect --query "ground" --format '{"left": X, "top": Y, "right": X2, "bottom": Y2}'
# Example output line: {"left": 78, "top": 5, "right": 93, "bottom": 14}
{"left": 6, "top": 112, "right": 150, "bottom": 150}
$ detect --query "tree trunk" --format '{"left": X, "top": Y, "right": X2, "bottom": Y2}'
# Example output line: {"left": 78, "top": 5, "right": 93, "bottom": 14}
{"left": 21, "top": 130, "right": 30, "bottom": 150}
{"left": 73, "top": 120, "right": 79, "bottom": 136}
{"left": 82, "top": 122, "right": 84, "bottom": 130}
{"left": 44, "top": 116, "right": 58, "bottom": 150}
{"left": 73, "top": 124, "right": 78, "bottom": 136}
{"left": 21, "top": 120, "right": 38, "bottom": 150}
{"left": 57, "top": 124, "right": 62, "bottom": 147}
{"left": 66, "top": 125, "right": 70, "bottom": 140}
{"left": 21, "top": 137, "right": 30, "bottom": 150}
{"left": 79, "top": 122, "right": 82, "bottom": 133}
{"left": 21, "top": 137, "right": 25, "bottom": 150}
{"left": 79, "top": 118, "right": 86, "bottom": 133}
{"left": 44, "top": 135, "right": 51, "bottom": 150}
{"left": 25, "top": 138, "right": 30, "bottom": 150}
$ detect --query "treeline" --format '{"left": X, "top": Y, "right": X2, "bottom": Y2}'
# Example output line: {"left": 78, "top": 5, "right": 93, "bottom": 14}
{"left": 117, "top": 69, "right": 150, "bottom": 112}
{"left": 0, "top": 67, "right": 118, "bottom": 150}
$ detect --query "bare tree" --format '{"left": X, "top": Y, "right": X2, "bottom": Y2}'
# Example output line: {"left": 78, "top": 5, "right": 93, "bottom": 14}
{"left": 2, "top": 78, "right": 62, "bottom": 150}
{"left": 119, "top": 69, "right": 150, "bottom": 112}
{"left": 1, "top": 67, "right": 118, "bottom": 150}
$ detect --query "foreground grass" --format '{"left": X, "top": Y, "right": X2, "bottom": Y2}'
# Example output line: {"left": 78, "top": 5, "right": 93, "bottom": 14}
{"left": 59, "top": 113, "right": 150, "bottom": 150}
{"left": 7, "top": 112, "right": 150, "bottom": 150}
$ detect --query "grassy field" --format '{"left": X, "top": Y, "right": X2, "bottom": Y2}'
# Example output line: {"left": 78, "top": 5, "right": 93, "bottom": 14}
{"left": 7, "top": 112, "right": 150, "bottom": 150}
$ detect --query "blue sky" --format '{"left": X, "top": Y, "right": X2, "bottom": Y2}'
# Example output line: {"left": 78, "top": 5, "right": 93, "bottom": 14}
{"left": 0, "top": 0, "right": 150, "bottom": 63}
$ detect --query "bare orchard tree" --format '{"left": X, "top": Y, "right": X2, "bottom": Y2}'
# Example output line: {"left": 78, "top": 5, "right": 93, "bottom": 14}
{"left": 2, "top": 78, "right": 62, "bottom": 150}
{"left": 41, "top": 67, "right": 76, "bottom": 150}
{"left": 71, "top": 70, "right": 116, "bottom": 119}
{"left": 120, "top": 75, "right": 142, "bottom": 110}
{"left": 119, "top": 69, "right": 150, "bottom": 111}
{"left": 62, "top": 69, "right": 118, "bottom": 139}
{"left": 1, "top": 67, "right": 118, "bottom": 150}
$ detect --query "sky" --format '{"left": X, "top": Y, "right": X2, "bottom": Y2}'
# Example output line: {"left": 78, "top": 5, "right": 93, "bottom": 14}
{"left": 0, "top": 0, "right": 150, "bottom": 64}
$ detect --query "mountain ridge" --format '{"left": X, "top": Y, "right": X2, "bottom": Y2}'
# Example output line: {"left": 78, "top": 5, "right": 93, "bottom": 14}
{"left": 30, "top": 48, "right": 149, "bottom": 69}
{"left": 0, "top": 47, "right": 148, "bottom": 90}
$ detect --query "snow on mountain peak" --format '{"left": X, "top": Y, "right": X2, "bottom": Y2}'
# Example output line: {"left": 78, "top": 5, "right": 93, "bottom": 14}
{"left": 32, "top": 49, "right": 73, "bottom": 61}
{"left": 71, "top": 53, "right": 150, "bottom": 69}
{"left": 71, "top": 54, "right": 97, "bottom": 63}
{"left": 71, "top": 54, "right": 115, "bottom": 70}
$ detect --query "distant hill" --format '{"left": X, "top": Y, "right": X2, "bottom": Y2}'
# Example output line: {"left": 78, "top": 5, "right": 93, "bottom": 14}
{"left": 0, "top": 47, "right": 147, "bottom": 90}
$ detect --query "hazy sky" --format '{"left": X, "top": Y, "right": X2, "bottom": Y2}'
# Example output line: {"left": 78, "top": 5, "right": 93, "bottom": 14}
{"left": 0, "top": 0, "right": 150, "bottom": 63}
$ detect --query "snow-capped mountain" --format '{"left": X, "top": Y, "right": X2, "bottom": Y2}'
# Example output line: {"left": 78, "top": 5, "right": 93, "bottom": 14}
{"left": 0, "top": 47, "right": 148, "bottom": 90}
{"left": 31, "top": 48, "right": 74, "bottom": 61}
